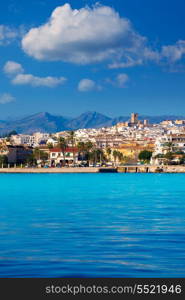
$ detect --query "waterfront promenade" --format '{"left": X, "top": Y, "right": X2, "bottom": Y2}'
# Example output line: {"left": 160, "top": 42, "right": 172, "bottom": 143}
{"left": 0, "top": 167, "right": 99, "bottom": 173}
{"left": 1, "top": 165, "right": 185, "bottom": 173}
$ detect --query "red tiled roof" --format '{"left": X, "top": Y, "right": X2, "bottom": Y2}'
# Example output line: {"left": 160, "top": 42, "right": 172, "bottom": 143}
{"left": 50, "top": 147, "right": 78, "bottom": 153}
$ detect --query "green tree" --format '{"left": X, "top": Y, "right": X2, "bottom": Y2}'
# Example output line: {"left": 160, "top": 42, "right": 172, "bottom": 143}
{"left": 112, "top": 150, "right": 118, "bottom": 166}
{"left": 67, "top": 131, "right": 76, "bottom": 166}
{"left": 58, "top": 137, "right": 67, "bottom": 166}
{"left": 0, "top": 155, "right": 8, "bottom": 166}
{"left": 89, "top": 149, "right": 105, "bottom": 165}
{"left": 39, "top": 151, "right": 49, "bottom": 164}
{"left": 164, "top": 152, "right": 173, "bottom": 161}
{"left": 33, "top": 148, "right": 41, "bottom": 160}
{"left": 26, "top": 153, "right": 37, "bottom": 166}
{"left": 96, "top": 149, "right": 104, "bottom": 164}
{"left": 77, "top": 141, "right": 94, "bottom": 165}
{"left": 85, "top": 141, "right": 94, "bottom": 152}
{"left": 138, "top": 150, "right": 153, "bottom": 163}
{"left": 85, "top": 141, "right": 94, "bottom": 165}
{"left": 117, "top": 151, "right": 124, "bottom": 163}
{"left": 106, "top": 148, "right": 112, "bottom": 162}
{"left": 26, "top": 149, "right": 48, "bottom": 166}
{"left": 112, "top": 150, "right": 123, "bottom": 166}
{"left": 47, "top": 143, "right": 53, "bottom": 150}
{"left": 122, "top": 155, "right": 131, "bottom": 164}
{"left": 77, "top": 142, "right": 86, "bottom": 164}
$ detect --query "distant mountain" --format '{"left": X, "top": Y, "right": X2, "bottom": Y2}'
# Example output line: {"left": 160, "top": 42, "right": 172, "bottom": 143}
{"left": 67, "top": 111, "right": 112, "bottom": 129}
{"left": 0, "top": 112, "right": 70, "bottom": 134}
{"left": 111, "top": 116, "right": 128, "bottom": 125}
{"left": 0, "top": 111, "right": 185, "bottom": 134}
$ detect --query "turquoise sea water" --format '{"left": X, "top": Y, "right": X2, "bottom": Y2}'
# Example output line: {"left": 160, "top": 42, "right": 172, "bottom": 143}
{"left": 0, "top": 173, "right": 185, "bottom": 278}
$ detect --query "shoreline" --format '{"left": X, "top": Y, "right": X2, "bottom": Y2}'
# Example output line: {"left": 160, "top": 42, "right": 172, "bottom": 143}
{"left": 0, "top": 167, "right": 99, "bottom": 173}
{"left": 1, "top": 165, "right": 185, "bottom": 173}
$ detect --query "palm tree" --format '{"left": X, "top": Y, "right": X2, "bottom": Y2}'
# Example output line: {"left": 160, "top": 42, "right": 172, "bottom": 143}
{"left": 33, "top": 147, "right": 41, "bottom": 160}
{"left": 58, "top": 137, "right": 67, "bottom": 166}
{"left": 67, "top": 131, "right": 76, "bottom": 166}
{"left": 90, "top": 149, "right": 97, "bottom": 165}
{"left": 85, "top": 141, "right": 94, "bottom": 152}
{"left": 0, "top": 155, "right": 8, "bottom": 167}
{"left": 40, "top": 151, "right": 49, "bottom": 165}
{"left": 47, "top": 143, "right": 53, "bottom": 150}
{"left": 90, "top": 149, "right": 104, "bottom": 165}
{"left": 106, "top": 147, "right": 112, "bottom": 163}
{"left": 113, "top": 150, "right": 118, "bottom": 166}
{"left": 85, "top": 141, "right": 94, "bottom": 166}
{"left": 117, "top": 151, "right": 124, "bottom": 165}
{"left": 77, "top": 141, "right": 86, "bottom": 164}
{"left": 164, "top": 152, "right": 173, "bottom": 164}
{"left": 122, "top": 155, "right": 130, "bottom": 164}
{"left": 98, "top": 149, "right": 103, "bottom": 165}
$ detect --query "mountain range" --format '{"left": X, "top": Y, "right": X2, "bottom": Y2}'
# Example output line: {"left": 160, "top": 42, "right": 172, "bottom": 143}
{"left": 0, "top": 111, "right": 184, "bottom": 134}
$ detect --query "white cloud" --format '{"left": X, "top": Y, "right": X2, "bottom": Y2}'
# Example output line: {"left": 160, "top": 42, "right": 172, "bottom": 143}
{"left": 116, "top": 73, "right": 129, "bottom": 87}
{"left": 3, "top": 60, "right": 67, "bottom": 88}
{"left": 22, "top": 3, "right": 185, "bottom": 70}
{"left": 106, "top": 73, "right": 129, "bottom": 88}
{"left": 22, "top": 3, "right": 150, "bottom": 66}
{"left": 109, "top": 58, "right": 143, "bottom": 69}
{"left": 78, "top": 79, "right": 101, "bottom": 92}
{"left": 79, "top": 74, "right": 129, "bottom": 91}
{"left": 3, "top": 61, "right": 24, "bottom": 75}
{"left": 0, "top": 93, "right": 15, "bottom": 104}
{"left": 161, "top": 40, "right": 185, "bottom": 63}
{"left": 12, "top": 73, "right": 67, "bottom": 87}
{"left": 0, "top": 25, "right": 18, "bottom": 45}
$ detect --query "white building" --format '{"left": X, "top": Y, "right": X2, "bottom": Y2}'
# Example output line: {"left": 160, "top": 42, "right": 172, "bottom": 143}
{"left": 154, "top": 134, "right": 185, "bottom": 156}
{"left": 11, "top": 132, "right": 50, "bottom": 147}
{"left": 49, "top": 147, "right": 79, "bottom": 166}
{"left": 11, "top": 134, "right": 36, "bottom": 146}
{"left": 46, "top": 137, "right": 58, "bottom": 146}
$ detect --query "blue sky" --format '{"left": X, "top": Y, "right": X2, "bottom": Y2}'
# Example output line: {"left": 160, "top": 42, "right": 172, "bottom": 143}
{"left": 0, "top": 0, "right": 185, "bottom": 119}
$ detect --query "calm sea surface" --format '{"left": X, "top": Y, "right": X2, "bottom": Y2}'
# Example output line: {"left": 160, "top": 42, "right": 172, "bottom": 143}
{"left": 0, "top": 173, "right": 185, "bottom": 278}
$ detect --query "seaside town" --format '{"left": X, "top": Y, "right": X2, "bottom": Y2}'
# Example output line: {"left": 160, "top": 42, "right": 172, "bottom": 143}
{"left": 1, "top": 112, "right": 185, "bottom": 172}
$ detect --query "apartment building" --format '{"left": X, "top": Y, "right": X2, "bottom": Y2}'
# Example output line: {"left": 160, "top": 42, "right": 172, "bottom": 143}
{"left": 154, "top": 134, "right": 185, "bottom": 155}
{"left": 50, "top": 147, "right": 79, "bottom": 166}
